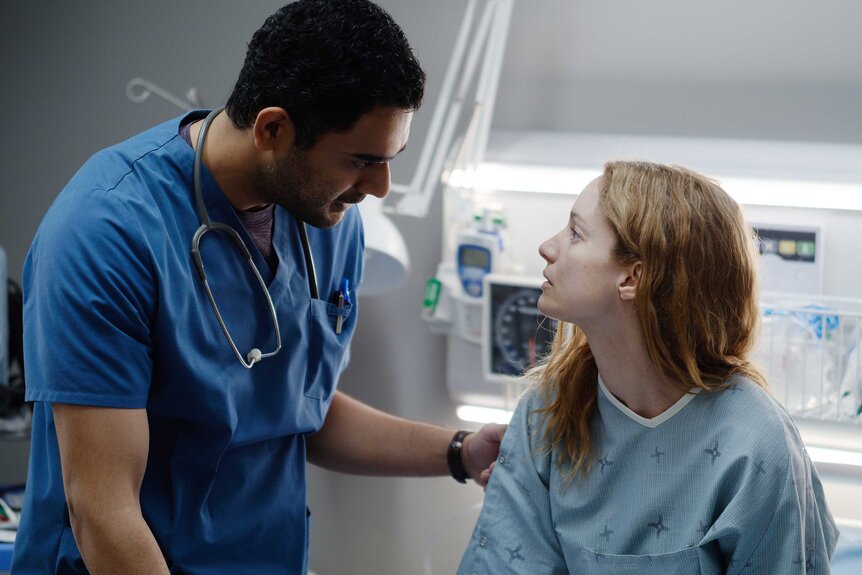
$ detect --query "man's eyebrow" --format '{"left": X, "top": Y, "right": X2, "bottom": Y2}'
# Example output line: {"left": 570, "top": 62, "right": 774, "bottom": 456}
{"left": 348, "top": 143, "right": 408, "bottom": 164}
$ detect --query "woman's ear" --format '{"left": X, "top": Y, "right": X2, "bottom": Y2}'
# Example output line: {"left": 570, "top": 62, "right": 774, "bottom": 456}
{"left": 252, "top": 107, "right": 295, "bottom": 152}
{"left": 618, "top": 261, "right": 642, "bottom": 301}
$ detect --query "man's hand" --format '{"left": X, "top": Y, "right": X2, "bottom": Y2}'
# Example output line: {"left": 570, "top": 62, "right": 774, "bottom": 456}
{"left": 461, "top": 423, "right": 507, "bottom": 488}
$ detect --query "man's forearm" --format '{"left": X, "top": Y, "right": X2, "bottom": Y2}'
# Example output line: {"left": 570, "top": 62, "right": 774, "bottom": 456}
{"left": 307, "top": 392, "right": 454, "bottom": 476}
{"left": 70, "top": 503, "right": 170, "bottom": 575}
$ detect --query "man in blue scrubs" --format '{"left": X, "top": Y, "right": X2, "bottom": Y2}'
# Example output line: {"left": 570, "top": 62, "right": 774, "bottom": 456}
{"left": 12, "top": 1, "right": 505, "bottom": 573}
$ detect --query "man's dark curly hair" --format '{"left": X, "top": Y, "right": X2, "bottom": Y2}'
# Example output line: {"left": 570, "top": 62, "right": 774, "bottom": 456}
{"left": 225, "top": 0, "right": 426, "bottom": 149}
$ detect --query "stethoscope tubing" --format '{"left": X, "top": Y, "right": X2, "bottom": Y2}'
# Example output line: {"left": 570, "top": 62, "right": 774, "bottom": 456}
{"left": 189, "top": 106, "right": 322, "bottom": 368}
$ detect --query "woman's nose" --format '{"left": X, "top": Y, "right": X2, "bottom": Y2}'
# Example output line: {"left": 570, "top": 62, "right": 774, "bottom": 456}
{"left": 539, "top": 237, "right": 556, "bottom": 262}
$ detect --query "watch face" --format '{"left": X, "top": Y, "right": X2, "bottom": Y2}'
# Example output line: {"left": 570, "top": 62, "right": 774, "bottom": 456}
{"left": 490, "top": 285, "right": 555, "bottom": 377}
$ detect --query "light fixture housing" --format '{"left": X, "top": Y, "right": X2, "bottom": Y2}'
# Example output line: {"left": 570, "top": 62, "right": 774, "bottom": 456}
{"left": 356, "top": 199, "right": 410, "bottom": 296}
{"left": 449, "top": 131, "right": 862, "bottom": 211}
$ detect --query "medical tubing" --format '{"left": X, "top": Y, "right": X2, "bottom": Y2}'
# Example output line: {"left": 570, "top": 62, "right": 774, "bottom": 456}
{"left": 189, "top": 105, "right": 282, "bottom": 369}
{"left": 192, "top": 236, "right": 281, "bottom": 370}
{"left": 193, "top": 106, "right": 225, "bottom": 227}
{"left": 298, "top": 222, "right": 319, "bottom": 299}
{"left": 190, "top": 226, "right": 209, "bottom": 281}
{"left": 243, "top": 247, "right": 283, "bottom": 359}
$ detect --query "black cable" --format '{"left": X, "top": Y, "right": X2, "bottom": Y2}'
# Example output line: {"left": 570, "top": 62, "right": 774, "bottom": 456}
{"left": 2, "top": 279, "right": 26, "bottom": 416}
{"left": 297, "top": 222, "right": 319, "bottom": 299}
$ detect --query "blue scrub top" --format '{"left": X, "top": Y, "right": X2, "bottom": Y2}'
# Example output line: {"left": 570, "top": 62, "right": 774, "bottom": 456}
{"left": 13, "top": 112, "right": 364, "bottom": 574}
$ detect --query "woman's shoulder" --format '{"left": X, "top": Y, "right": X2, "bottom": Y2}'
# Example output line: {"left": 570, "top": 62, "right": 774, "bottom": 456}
{"left": 516, "top": 381, "right": 567, "bottom": 436}
{"left": 700, "top": 374, "right": 804, "bottom": 462}
{"left": 518, "top": 381, "right": 549, "bottom": 408}
{"left": 507, "top": 382, "right": 550, "bottom": 433}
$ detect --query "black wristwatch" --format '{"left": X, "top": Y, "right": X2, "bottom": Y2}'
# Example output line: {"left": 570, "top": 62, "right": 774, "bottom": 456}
{"left": 447, "top": 430, "right": 473, "bottom": 484}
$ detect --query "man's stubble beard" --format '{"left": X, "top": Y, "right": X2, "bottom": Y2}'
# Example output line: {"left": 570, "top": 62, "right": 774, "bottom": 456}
{"left": 253, "top": 150, "right": 339, "bottom": 229}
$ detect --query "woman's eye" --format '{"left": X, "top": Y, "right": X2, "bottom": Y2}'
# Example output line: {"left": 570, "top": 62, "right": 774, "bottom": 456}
{"left": 570, "top": 227, "right": 581, "bottom": 240}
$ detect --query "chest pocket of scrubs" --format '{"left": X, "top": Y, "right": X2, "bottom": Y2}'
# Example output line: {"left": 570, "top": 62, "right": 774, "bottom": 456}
{"left": 305, "top": 299, "right": 353, "bottom": 400}
{"left": 571, "top": 546, "right": 711, "bottom": 575}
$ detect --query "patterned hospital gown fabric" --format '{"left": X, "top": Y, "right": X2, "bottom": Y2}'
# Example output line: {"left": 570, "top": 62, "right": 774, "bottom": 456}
{"left": 458, "top": 376, "right": 838, "bottom": 574}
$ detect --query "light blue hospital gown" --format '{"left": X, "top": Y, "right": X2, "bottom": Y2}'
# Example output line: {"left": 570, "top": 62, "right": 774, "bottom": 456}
{"left": 458, "top": 376, "right": 838, "bottom": 574}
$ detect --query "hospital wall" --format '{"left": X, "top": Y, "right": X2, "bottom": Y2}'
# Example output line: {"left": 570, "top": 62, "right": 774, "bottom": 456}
{"left": 1, "top": 2, "right": 862, "bottom": 574}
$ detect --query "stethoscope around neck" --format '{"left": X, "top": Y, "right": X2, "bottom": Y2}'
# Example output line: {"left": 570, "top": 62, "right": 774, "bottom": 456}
{"left": 189, "top": 106, "right": 319, "bottom": 369}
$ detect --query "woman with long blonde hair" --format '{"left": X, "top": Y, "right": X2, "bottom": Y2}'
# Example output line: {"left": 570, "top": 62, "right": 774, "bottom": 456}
{"left": 459, "top": 161, "right": 837, "bottom": 574}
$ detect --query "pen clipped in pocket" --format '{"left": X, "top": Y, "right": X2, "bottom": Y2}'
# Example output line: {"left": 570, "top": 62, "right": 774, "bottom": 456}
{"left": 305, "top": 299, "right": 353, "bottom": 400}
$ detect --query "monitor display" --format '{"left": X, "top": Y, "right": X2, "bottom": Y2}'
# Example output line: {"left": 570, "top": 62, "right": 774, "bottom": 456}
{"left": 485, "top": 279, "right": 555, "bottom": 379}
{"left": 459, "top": 246, "right": 491, "bottom": 270}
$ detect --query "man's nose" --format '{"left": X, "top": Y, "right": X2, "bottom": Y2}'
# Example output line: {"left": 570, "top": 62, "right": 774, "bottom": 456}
{"left": 357, "top": 163, "right": 390, "bottom": 199}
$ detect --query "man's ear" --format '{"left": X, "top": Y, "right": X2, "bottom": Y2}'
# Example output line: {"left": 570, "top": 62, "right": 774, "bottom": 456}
{"left": 618, "top": 261, "right": 642, "bottom": 301}
{"left": 252, "top": 107, "right": 295, "bottom": 152}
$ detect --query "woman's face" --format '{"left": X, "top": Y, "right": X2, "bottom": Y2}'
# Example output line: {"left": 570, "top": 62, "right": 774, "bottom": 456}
{"left": 538, "top": 178, "right": 629, "bottom": 327}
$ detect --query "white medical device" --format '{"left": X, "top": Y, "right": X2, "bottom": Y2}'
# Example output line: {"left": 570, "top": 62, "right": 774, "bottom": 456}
{"left": 457, "top": 232, "right": 498, "bottom": 298}
{"left": 752, "top": 224, "right": 823, "bottom": 295}
{"left": 456, "top": 209, "right": 507, "bottom": 298}
{"left": 482, "top": 274, "right": 555, "bottom": 384}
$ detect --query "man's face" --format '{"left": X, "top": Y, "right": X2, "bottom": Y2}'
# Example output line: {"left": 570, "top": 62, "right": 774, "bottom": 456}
{"left": 255, "top": 105, "right": 413, "bottom": 228}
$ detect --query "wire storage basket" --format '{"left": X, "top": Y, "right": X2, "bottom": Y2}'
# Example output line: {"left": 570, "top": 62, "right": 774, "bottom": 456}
{"left": 755, "top": 293, "right": 862, "bottom": 423}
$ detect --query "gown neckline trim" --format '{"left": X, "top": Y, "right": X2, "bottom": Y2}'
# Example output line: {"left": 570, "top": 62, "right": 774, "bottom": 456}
{"left": 598, "top": 376, "right": 700, "bottom": 428}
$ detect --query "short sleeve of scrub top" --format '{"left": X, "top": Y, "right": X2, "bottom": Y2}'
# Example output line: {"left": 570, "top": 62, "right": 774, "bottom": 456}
{"left": 24, "top": 186, "right": 155, "bottom": 407}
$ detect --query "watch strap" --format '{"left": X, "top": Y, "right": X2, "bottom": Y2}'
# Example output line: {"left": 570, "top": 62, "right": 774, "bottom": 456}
{"left": 447, "top": 430, "right": 473, "bottom": 484}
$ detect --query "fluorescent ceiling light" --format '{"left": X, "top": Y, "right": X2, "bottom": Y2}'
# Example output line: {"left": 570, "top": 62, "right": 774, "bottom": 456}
{"left": 456, "top": 404, "right": 513, "bottom": 424}
{"left": 450, "top": 163, "right": 862, "bottom": 211}
{"left": 720, "top": 177, "right": 862, "bottom": 211}
{"left": 807, "top": 446, "right": 862, "bottom": 468}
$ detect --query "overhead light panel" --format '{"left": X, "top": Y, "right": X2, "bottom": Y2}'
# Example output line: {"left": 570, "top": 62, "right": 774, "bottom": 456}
{"left": 450, "top": 131, "right": 862, "bottom": 211}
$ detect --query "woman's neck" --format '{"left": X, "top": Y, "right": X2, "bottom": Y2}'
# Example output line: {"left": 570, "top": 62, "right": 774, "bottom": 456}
{"left": 584, "top": 322, "right": 686, "bottom": 419}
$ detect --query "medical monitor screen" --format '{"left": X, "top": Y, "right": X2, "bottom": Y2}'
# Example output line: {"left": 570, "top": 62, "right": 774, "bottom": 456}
{"left": 487, "top": 281, "right": 555, "bottom": 378}
{"left": 460, "top": 246, "right": 491, "bottom": 270}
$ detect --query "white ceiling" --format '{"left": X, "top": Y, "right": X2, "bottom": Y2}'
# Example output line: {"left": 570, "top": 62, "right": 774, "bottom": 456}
{"left": 503, "top": 0, "right": 862, "bottom": 85}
